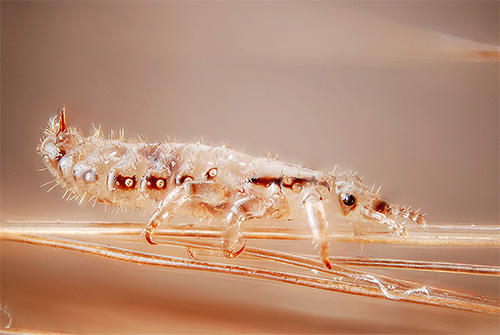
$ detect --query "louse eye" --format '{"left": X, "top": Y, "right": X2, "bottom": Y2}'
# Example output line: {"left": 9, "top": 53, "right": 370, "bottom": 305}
{"left": 340, "top": 193, "right": 356, "bottom": 207}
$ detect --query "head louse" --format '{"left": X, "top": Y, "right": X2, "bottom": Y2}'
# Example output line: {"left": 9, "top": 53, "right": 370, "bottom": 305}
{"left": 39, "top": 108, "right": 428, "bottom": 268}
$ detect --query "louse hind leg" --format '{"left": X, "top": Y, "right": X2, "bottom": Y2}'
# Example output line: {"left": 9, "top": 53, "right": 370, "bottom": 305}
{"left": 143, "top": 186, "right": 187, "bottom": 245}
{"left": 303, "top": 189, "right": 332, "bottom": 269}
{"left": 223, "top": 184, "right": 289, "bottom": 258}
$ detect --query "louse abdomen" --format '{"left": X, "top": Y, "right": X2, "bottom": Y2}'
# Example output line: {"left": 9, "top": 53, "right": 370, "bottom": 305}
{"left": 53, "top": 139, "right": 181, "bottom": 208}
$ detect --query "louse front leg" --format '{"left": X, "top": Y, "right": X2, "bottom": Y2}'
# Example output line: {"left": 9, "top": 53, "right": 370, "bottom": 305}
{"left": 143, "top": 186, "right": 187, "bottom": 245}
{"left": 303, "top": 189, "right": 332, "bottom": 269}
{"left": 223, "top": 183, "right": 289, "bottom": 258}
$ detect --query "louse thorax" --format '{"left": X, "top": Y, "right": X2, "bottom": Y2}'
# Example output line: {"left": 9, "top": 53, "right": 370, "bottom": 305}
{"left": 333, "top": 172, "right": 426, "bottom": 234}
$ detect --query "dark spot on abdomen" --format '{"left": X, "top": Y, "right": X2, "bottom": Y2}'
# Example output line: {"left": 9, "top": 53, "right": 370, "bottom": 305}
{"left": 108, "top": 172, "right": 137, "bottom": 190}
{"left": 145, "top": 175, "right": 166, "bottom": 190}
{"left": 249, "top": 176, "right": 330, "bottom": 191}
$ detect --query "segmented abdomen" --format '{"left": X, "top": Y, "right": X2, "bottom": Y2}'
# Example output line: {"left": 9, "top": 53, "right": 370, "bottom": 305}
{"left": 57, "top": 139, "right": 182, "bottom": 207}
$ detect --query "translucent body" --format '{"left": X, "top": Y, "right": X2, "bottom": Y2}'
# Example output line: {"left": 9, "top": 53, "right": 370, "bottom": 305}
{"left": 39, "top": 109, "right": 425, "bottom": 268}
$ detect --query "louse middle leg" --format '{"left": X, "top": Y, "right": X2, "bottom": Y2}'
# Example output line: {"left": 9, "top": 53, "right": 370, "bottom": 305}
{"left": 222, "top": 183, "right": 289, "bottom": 258}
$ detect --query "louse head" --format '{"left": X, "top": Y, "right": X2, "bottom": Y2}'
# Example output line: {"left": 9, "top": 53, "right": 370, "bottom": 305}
{"left": 38, "top": 108, "right": 84, "bottom": 172}
{"left": 334, "top": 172, "right": 426, "bottom": 234}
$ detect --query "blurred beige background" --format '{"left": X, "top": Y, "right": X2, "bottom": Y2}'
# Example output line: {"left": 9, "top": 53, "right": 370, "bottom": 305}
{"left": 1, "top": 1, "right": 499, "bottom": 334}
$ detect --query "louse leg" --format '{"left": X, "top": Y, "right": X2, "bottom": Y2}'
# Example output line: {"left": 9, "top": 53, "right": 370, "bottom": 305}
{"left": 143, "top": 186, "right": 187, "bottom": 245}
{"left": 303, "top": 190, "right": 332, "bottom": 269}
{"left": 222, "top": 197, "right": 257, "bottom": 258}
{"left": 223, "top": 184, "right": 289, "bottom": 258}
{"left": 262, "top": 184, "right": 290, "bottom": 219}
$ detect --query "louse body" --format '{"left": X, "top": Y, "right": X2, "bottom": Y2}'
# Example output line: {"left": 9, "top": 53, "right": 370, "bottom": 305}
{"left": 39, "top": 109, "right": 425, "bottom": 268}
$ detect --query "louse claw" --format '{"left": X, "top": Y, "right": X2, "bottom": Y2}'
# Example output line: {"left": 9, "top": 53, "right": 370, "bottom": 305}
{"left": 322, "top": 254, "right": 332, "bottom": 270}
{"left": 140, "top": 225, "right": 159, "bottom": 245}
{"left": 144, "top": 231, "right": 158, "bottom": 245}
{"left": 223, "top": 240, "right": 247, "bottom": 259}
